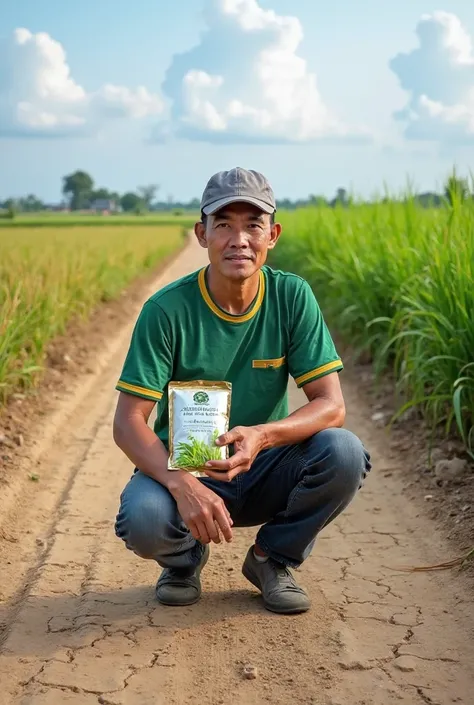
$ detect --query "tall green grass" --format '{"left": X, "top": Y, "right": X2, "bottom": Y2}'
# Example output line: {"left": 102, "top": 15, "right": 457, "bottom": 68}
{"left": 0, "top": 225, "right": 184, "bottom": 404}
{"left": 272, "top": 200, "right": 474, "bottom": 457}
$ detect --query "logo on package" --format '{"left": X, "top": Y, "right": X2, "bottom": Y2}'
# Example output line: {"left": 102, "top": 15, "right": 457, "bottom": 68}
{"left": 193, "top": 391, "right": 209, "bottom": 405}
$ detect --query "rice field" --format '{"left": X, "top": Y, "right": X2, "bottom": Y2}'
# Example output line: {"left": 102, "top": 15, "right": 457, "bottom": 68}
{"left": 271, "top": 199, "right": 474, "bottom": 457}
{"left": 0, "top": 224, "right": 185, "bottom": 403}
{"left": 0, "top": 212, "right": 197, "bottom": 228}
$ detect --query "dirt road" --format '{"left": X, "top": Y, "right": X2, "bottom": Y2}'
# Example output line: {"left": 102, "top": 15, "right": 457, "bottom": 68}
{"left": 1, "top": 238, "right": 473, "bottom": 705}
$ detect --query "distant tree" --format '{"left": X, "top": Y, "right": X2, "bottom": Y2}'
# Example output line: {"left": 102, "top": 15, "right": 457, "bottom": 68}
{"left": 91, "top": 188, "right": 112, "bottom": 201}
{"left": 62, "top": 170, "right": 94, "bottom": 210}
{"left": 330, "top": 188, "right": 349, "bottom": 208}
{"left": 414, "top": 192, "right": 443, "bottom": 208}
{"left": 120, "top": 192, "right": 144, "bottom": 213}
{"left": 4, "top": 198, "right": 18, "bottom": 219}
{"left": 444, "top": 170, "right": 470, "bottom": 207}
{"left": 19, "top": 194, "right": 44, "bottom": 212}
{"left": 337, "top": 188, "right": 348, "bottom": 204}
{"left": 309, "top": 194, "right": 328, "bottom": 207}
{"left": 276, "top": 198, "right": 295, "bottom": 210}
{"left": 137, "top": 184, "right": 159, "bottom": 210}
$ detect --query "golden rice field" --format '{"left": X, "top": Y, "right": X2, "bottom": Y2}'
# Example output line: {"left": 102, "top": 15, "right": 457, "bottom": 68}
{"left": 0, "top": 224, "right": 185, "bottom": 404}
{"left": 271, "top": 199, "right": 474, "bottom": 457}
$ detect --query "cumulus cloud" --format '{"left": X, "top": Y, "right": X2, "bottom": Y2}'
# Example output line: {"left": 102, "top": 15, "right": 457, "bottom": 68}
{"left": 0, "top": 28, "right": 163, "bottom": 137}
{"left": 389, "top": 12, "right": 474, "bottom": 143}
{"left": 156, "top": 0, "right": 369, "bottom": 144}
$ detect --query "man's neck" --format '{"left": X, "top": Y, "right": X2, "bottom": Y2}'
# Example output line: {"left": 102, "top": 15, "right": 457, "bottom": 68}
{"left": 206, "top": 266, "right": 260, "bottom": 315}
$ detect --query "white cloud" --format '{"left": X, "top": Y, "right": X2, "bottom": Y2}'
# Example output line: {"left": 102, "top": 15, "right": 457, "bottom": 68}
{"left": 156, "top": 0, "right": 369, "bottom": 144}
{"left": 0, "top": 28, "right": 163, "bottom": 137}
{"left": 389, "top": 12, "right": 474, "bottom": 143}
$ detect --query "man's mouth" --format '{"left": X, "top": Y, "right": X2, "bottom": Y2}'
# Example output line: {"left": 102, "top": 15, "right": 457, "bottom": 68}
{"left": 225, "top": 255, "right": 253, "bottom": 261}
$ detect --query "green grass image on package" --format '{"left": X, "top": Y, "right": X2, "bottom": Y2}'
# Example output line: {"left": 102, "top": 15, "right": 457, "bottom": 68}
{"left": 174, "top": 429, "right": 223, "bottom": 468}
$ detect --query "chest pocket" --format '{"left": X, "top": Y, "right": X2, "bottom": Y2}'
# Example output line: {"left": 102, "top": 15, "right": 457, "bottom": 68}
{"left": 252, "top": 355, "right": 286, "bottom": 370}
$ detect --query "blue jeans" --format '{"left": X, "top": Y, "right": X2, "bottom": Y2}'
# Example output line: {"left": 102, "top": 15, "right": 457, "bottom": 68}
{"left": 115, "top": 428, "right": 371, "bottom": 570}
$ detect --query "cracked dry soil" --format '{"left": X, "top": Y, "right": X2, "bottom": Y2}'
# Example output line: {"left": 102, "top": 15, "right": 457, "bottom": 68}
{"left": 1, "top": 238, "right": 474, "bottom": 705}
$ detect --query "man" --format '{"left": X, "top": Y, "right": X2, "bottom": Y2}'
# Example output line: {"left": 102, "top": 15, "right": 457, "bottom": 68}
{"left": 113, "top": 167, "right": 371, "bottom": 615}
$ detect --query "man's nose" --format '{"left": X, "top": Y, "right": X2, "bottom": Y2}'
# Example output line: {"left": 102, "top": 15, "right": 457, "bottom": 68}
{"left": 229, "top": 228, "right": 249, "bottom": 247}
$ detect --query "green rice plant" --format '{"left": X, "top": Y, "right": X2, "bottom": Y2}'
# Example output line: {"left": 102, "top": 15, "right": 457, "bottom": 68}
{"left": 271, "top": 196, "right": 474, "bottom": 456}
{"left": 0, "top": 225, "right": 184, "bottom": 404}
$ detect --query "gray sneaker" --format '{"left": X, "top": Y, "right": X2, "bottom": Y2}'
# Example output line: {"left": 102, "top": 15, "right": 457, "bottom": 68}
{"left": 156, "top": 544, "right": 210, "bottom": 606}
{"left": 242, "top": 546, "right": 311, "bottom": 614}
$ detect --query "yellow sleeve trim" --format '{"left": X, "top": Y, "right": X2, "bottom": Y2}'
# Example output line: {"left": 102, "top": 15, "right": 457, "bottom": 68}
{"left": 294, "top": 360, "right": 343, "bottom": 386}
{"left": 116, "top": 380, "right": 163, "bottom": 401}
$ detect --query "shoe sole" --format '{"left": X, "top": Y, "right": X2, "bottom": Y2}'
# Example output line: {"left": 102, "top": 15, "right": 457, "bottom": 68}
{"left": 241, "top": 561, "right": 310, "bottom": 615}
{"left": 156, "top": 544, "right": 210, "bottom": 607}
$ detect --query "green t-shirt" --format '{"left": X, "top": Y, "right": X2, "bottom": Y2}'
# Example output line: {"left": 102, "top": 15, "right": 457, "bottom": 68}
{"left": 116, "top": 265, "right": 343, "bottom": 449}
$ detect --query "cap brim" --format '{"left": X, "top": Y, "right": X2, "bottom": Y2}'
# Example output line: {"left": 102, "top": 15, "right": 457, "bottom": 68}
{"left": 202, "top": 196, "right": 275, "bottom": 216}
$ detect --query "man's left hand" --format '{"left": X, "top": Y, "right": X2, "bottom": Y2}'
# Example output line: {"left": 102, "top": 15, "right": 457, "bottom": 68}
{"left": 203, "top": 425, "right": 266, "bottom": 482}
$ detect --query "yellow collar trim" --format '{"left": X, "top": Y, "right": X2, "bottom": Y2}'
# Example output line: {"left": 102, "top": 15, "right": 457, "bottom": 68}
{"left": 198, "top": 267, "right": 265, "bottom": 323}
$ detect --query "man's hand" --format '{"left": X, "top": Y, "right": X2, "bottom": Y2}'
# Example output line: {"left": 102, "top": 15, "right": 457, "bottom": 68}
{"left": 203, "top": 425, "right": 266, "bottom": 482}
{"left": 169, "top": 474, "right": 233, "bottom": 545}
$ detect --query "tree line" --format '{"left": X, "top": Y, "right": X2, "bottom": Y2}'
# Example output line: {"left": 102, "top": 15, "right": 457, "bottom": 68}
{"left": 1, "top": 169, "right": 473, "bottom": 215}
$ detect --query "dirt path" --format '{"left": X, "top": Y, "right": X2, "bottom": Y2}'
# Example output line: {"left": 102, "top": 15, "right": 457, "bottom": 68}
{"left": 1, "top": 238, "right": 473, "bottom": 705}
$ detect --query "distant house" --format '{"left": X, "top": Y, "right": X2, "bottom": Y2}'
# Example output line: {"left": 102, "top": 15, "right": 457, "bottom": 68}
{"left": 89, "top": 199, "right": 119, "bottom": 214}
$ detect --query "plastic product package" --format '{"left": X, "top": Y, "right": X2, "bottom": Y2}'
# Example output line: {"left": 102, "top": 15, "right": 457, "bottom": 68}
{"left": 168, "top": 380, "right": 232, "bottom": 476}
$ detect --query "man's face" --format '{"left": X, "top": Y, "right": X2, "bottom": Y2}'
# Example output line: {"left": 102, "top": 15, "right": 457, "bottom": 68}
{"left": 194, "top": 202, "right": 282, "bottom": 281}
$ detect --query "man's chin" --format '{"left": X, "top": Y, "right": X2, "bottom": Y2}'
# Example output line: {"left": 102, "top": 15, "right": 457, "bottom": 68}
{"left": 221, "top": 259, "right": 257, "bottom": 279}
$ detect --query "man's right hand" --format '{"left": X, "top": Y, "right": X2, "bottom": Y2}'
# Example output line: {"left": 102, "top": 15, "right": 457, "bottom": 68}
{"left": 168, "top": 474, "right": 233, "bottom": 545}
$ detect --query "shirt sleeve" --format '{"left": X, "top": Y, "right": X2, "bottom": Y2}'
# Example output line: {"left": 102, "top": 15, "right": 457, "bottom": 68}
{"left": 115, "top": 300, "right": 174, "bottom": 402}
{"left": 288, "top": 279, "right": 343, "bottom": 388}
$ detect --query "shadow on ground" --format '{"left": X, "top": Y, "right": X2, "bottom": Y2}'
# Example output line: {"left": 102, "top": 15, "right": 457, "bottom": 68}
{"left": 0, "top": 585, "right": 272, "bottom": 659}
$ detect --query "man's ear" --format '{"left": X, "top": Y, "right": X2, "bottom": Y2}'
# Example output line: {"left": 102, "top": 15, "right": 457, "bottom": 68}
{"left": 267, "top": 222, "right": 282, "bottom": 250}
{"left": 194, "top": 221, "right": 208, "bottom": 248}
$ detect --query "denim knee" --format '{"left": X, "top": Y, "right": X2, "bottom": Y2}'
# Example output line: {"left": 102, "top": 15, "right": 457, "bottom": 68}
{"left": 303, "top": 427, "right": 371, "bottom": 498}
{"left": 115, "top": 482, "right": 177, "bottom": 559}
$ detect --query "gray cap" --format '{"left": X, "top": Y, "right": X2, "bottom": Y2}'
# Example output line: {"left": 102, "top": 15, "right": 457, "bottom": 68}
{"left": 200, "top": 167, "right": 276, "bottom": 215}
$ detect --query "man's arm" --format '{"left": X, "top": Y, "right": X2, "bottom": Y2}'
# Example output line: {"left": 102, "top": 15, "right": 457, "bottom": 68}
{"left": 258, "top": 371, "right": 345, "bottom": 450}
{"left": 113, "top": 392, "right": 183, "bottom": 490}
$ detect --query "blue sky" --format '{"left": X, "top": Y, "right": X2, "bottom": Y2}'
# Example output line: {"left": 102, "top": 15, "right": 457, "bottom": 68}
{"left": 1, "top": 0, "right": 474, "bottom": 203}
